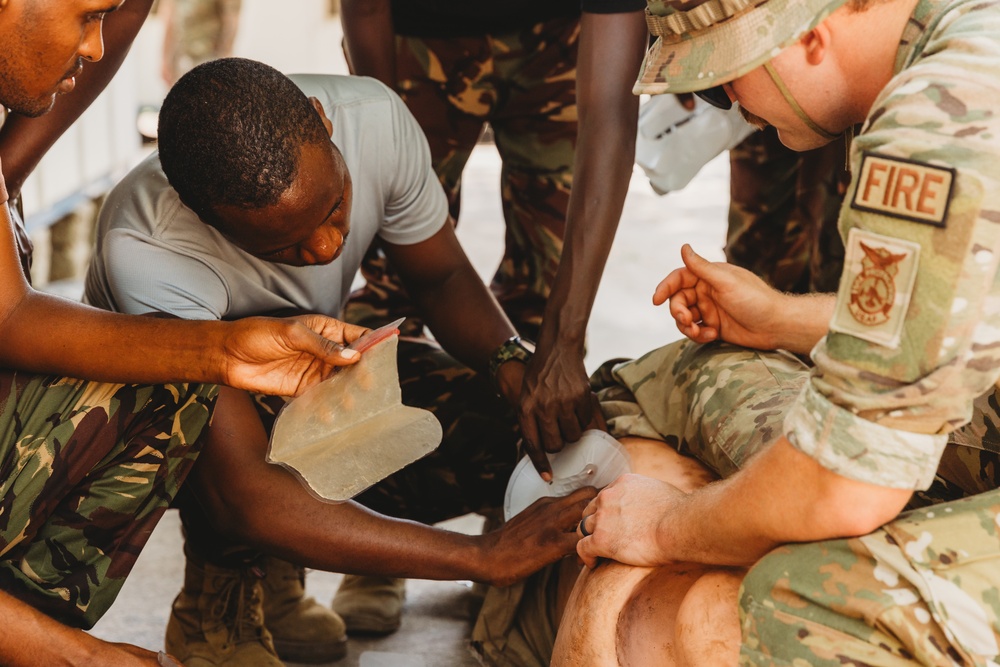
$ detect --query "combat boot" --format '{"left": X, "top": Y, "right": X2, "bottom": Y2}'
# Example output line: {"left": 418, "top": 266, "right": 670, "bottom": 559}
{"left": 331, "top": 575, "right": 406, "bottom": 635}
{"left": 261, "top": 556, "right": 348, "bottom": 663}
{"left": 165, "top": 555, "right": 282, "bottom": 667}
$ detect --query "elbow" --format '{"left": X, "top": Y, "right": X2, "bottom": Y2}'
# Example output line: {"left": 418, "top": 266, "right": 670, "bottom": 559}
{"left": 808, "top": 471, "right": 912, "bottom": 539}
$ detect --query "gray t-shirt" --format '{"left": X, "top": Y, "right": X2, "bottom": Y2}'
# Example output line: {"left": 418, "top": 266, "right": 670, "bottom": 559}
{"left": 84, "top": 74, "right": 448, "bottom": 320}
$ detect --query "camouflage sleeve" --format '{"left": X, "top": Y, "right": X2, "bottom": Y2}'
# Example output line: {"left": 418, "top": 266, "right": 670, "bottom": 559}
{"left": 786, "top": 17, "right": 1000, "bottom": 489}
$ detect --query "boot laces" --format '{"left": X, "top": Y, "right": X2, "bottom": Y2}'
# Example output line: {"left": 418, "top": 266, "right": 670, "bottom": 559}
{"left": 209, "top": 565, "right": 266, "bottom": 645}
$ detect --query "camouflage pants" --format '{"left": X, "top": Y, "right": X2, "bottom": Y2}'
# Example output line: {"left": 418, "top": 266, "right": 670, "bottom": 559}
{"left": 163, "top": 0, "right": 242, "bottom": 85}
{"left": 182, "top": 337, "right": 519, "bottom": 562}
{"left": 602, "top": 340, "right": 1000, "bottom": 666}
{"left": 344, "top": 16, "right": 579, "bottom": 340}
{"left": 0, "top": 370, "right": 217, "bottom": 629}
{"left": 728, "top": 128, "right": 850, "bottom": 294}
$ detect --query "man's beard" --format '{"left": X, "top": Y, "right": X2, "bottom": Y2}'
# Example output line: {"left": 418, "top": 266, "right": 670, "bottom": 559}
{"left": 738, "top": 103, "right": 770, "bottom": 131}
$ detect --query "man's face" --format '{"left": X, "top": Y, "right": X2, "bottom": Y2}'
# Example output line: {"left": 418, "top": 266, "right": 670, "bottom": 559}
{"left": 214, "top": 141, "right": 354, "bottom": 268}
{"left": 725, "top": 51, "right": 838, "bottom": 151}
{"left": 0, "top": 0, "right": 123, "bottom": 116}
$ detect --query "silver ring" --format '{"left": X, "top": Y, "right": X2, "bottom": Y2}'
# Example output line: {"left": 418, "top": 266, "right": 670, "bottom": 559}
{"left": 579, "top": 517, "right": 592, "bottom": 538}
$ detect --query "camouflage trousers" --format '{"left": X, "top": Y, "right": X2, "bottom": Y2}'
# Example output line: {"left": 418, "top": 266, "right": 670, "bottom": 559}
{"left": 0, "top": 370, "right": 217, "bottom": 629}
{"left": 162, "top": 0, "right": 242, "bottom": 85}
{"left": 728, "top": 128, "right": 850, "bottom": 294}
{"left": 602, "top": 340, "right": 1000, "bottom": 666}
{"left": 344, "top": 16, "right": 580, "bottom": 340}
{"left": 182, "top": 337, "right": 519, "bottom": 563}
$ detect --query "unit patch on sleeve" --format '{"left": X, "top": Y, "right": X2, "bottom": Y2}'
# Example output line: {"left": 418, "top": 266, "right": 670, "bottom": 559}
{"left": 852, "top": 152, "right": 955, "bottom": 227}
{"left": 830, "top": 228, "right": 921, "bottom": 348}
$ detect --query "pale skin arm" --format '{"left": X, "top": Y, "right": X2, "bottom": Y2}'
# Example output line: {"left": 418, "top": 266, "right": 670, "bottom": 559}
{"left": 656, "top": 244, "right": 835, "bottom": 355}
{"left": 577, "top": 437, "right": 912, "bottom": 568}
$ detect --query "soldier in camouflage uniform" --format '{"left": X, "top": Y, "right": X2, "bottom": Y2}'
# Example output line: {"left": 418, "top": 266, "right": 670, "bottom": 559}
{"left": 0, "top": 3, "right": 384, "bottom": 664}
{"left": 556, "top": 0, "right": 1000, "bottom": 664}
{"left": 160, "top": 0, "right": 242, "bottom": 86}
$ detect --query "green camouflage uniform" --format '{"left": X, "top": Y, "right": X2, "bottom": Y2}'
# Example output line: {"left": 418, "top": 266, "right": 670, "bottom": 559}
{"left": 0, "top": 371, "right": 217, "bottom": 628}
{"left": 343, "top": 15, "right": 580, "bottom": 341}
{"left": 727, "top": 129, "right": 849, "bottom": 293}
{"left": 163, "top": 0, "right": 242, "bottom": 84}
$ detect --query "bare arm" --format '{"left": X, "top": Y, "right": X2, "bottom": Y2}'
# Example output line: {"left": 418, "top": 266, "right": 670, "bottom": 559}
{"left": 577, "top": 437, "right": 912, "bottom": 568}
{"left": 517, "top": 10, "right": 648, "bottom": 457}
{"left": 192, "top": 387, "right": 594, "bottom": 587}
{"left": 0, "top": 0, "right": 154, "bottom": 198}
{"left": 340, "top": 0, "right": 396, "bottom": 83}
{"left": 655, "top": 244, "right": 835, "bottom": 355}
{"left": 0, "top": 589, "right": 168, "bottom": 666}
{"left": 382, "top": 221, "right": 526, "bottom": 401}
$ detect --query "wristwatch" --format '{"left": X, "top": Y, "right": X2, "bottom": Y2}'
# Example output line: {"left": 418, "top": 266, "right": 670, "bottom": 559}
{"left": 488, "top": 335, "right": 535, "bottom": 395}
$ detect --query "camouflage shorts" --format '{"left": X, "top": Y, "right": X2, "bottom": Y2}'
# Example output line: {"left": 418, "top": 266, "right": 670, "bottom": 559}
{"left": 476, "top": 339, "right": 1000, "bottom": 665}
{"left": 0, "top": 370, "right": 217, "bottom": 628}
{"left": 344, "top": 16, "right": 580, "bottom": 340}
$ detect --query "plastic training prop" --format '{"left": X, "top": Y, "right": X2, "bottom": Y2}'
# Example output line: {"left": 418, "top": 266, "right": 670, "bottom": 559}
{"left": 268, "top": 319, "right": 442, "bottom": 502}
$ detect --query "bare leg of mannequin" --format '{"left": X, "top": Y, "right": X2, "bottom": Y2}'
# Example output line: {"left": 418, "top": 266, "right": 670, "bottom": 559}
{"left": 551, "top": 437, "right": 742, "bottom": 667}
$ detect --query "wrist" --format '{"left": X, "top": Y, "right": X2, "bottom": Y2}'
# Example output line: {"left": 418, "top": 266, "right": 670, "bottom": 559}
{"left": 488, "top": 335, "right": 534, "bottom": 396}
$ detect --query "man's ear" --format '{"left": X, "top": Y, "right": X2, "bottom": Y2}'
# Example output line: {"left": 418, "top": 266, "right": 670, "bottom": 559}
{"left": 309, "top": 96, "right": 334, "bottom": 138}
{"left": 799, "top": 22, "right": 832, "bottom": 66}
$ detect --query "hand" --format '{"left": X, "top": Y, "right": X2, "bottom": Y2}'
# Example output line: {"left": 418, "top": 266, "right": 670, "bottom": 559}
{"left": 576, "top": 473, "right": 684, "bottom": 569}
{"left": 478, "top": 487, "right": 597, "bottom": 587}
{"left": 220, "top": 314, "right": 369, "bottom": 396}
{"left": 515, "top": 342, "right": 606, "bottom": 481}
{"left": 652, "top": 244, "right": 785, "bottom": 350}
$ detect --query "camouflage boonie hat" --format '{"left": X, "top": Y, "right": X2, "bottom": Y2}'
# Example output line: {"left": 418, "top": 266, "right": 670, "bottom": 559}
{"left": 634, "top": 0, "right": 850, "bottom": 95}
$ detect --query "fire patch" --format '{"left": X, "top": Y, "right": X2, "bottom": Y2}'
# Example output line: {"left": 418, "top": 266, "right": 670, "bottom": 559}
{"left": 830, "top": 229, "right": 921, "bottom": 348}
{"left": 852, "top": 153, "right": 954, "bottom": 227}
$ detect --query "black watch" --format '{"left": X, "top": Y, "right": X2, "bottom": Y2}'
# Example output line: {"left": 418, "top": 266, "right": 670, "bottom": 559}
{"left": 488, "top": 335, "right": 535, "bottom": 395}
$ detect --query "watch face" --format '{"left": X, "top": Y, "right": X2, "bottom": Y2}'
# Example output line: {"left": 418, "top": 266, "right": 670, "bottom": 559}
{"left": 519, "top": 337, "right": 536, "bottom": 354}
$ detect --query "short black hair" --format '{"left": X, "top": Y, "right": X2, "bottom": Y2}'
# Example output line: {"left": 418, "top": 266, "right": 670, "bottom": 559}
{"left": 157, "top": 57, "right": 330, "bottom": 227}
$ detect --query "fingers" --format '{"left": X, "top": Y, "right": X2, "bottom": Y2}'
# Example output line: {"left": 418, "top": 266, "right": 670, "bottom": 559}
{"left": 652, "top": 267, "right": 698, "bottom": 306}
{"left": 520, "top": 432, "right": 554, "bottom": 481}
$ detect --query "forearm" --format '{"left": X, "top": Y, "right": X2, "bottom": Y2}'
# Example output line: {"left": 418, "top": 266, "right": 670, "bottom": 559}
{"left": 340, "top": 0, "right": 397, "bottom": 84}
{"left": 656, "top": 437, "right": 911, "bottom": 566}
{"left": 769, "top": 292, "right": 836, "bottom": 355}
{"left": 0, "top": 589, "right": 100, "bottom": 666}
{"left": 0, "top": 289, "right": 230, "bottom": 384}
{"left": 535, "top": 11, "right": 647, "bottom": 355}
{"left": 411, "top": 263, "right": 516, "bottom": 374}
{"left": 0, "top": 0, "right": 153, "bottom": 196}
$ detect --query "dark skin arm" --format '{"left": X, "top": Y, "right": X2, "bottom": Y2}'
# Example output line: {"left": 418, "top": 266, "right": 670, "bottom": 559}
{"left": 0, "top": 0, "right": 154, "bottom": 198}
{"left": 518, "top": 11, "right": 648, "bottom": 473}
{"left": 341, "top": 7, "right": 649, "bottom": 476}
{"left": 340, "top": 0, "right": 396, "bottom": 82}
{"left": 382, "top": 219, "right": 527, "bottom": 403}
{"left": 0, "top": 589, "right": 172, "bottom": 667}
{"left": 191, "top": 386, "right": 595, "bottom": 586}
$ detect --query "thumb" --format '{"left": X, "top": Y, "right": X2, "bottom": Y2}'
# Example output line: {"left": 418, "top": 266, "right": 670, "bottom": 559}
{"left": 680, "top": 244, "right": 726, "bottom": 285}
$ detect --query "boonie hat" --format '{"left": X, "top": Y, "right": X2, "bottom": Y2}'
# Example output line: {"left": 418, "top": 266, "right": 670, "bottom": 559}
{"left": 634, "top": 0, "right": 850, "bottom": 95}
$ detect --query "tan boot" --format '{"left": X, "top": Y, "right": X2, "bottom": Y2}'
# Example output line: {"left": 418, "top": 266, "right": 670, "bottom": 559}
{"left": 261, "top": 557, "right": 348, "bottom": 663}
{"left": 331, "top": 575, "right": 406, "bottom": 635}
{"left": 165, "top": 556, "right": 282, "bottom": 667}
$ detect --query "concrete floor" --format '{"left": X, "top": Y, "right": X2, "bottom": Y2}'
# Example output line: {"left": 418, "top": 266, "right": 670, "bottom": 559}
{"left": 75, "top": 3, "right": 732, "bottom": 663}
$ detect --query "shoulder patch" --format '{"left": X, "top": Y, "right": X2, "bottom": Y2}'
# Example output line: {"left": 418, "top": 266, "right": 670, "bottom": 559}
{"left": 852, "top": 152, "right": 955, "bottom": 227}
{"left": 830, "top": 228, "right": 921, "bottom": 349}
